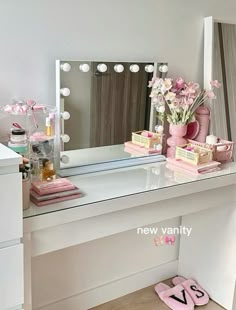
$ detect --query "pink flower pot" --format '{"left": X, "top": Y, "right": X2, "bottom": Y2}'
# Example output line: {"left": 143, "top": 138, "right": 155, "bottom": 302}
{"left": 167, "top": 124, "right": 187, "bottom": 158}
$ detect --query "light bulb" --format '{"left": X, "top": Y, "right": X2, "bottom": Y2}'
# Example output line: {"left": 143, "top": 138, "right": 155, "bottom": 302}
{"left": 79, "top": 63, "right": 90, "bottom": 72}
{"left": 145, "top": 64, "right": 154, "bottom": 73}
{"left": 60, "top": 155, "right": 70, "bottom": 164}
{"left": 61, "top": 111, "right": 71, "bottom": 120}
{"left": 159, "top": 64, "right": 168, "bottom": 73}
{"left": 130, "top": 64, "right": 140, "bottom": 73}
{"left": 60, "top": 88, "right": 70, "bottom": 97}
{"left": 97, "top": 63, "right": 108, "bottom": 73}
{"left": 114, "top": 64, "right": 124, "bottom": 73}
{"left": 155, "top": 125, "right": 164, "bottom": 133}
{"left": 61, "top": 134, "right": 70, "bottom": 143}
{"left": 60, "top": 63, "right": 71, "bottom": 72}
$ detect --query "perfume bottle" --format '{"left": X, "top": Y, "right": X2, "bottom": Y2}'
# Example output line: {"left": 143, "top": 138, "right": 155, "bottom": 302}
{"left": 45, "top": 117, "right": 52, "bottom": 137}
{"left": 42, "top": 159, "right": 56, "bottom": 181}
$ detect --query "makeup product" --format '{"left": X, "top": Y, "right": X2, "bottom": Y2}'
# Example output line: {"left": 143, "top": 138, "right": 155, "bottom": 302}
{"left": 42, "top": 159, "right": 56, "bottom": 181}
{"left": 206, "top": 135, "right": 218, "bottom": 145}
{"left": 8, "top": 141, "right": 28, "bottom": 154}
{"left": 10, "top": 129, "right": 27, "bottom": 143}
{"left": 45, "top": 117, "right": 52, "bottom": 136}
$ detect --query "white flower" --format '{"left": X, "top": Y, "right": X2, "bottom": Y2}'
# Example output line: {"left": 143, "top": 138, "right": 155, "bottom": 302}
{"left": 165, "top": 91, "right": 176, "bottom": 102}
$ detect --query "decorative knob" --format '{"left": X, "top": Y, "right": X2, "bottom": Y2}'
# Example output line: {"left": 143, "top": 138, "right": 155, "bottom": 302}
{"left": 79, "top": 63, "right": 90, "bottom": 72}
{"left": 159, "top": 64, "right": 168, "bottom": 73}
{"left": 61, "top": 134, "right": 70, "bottom": 143}
{"left": 97, "top": 63, "right": 108, "bottom": 73}
{"left": 60, "top": 63, "right": 71, "bottom": 72}
{"left": 114, "top": 64, "right": 124, "bottom": 73}
{"left": 61, "top": 111, "right": 71, "bottom": 120}
{"left": 145, "top": 64, "right": 154, "bottom": 73}
{"left": 60, "top": 88, "right": 71, "bottom": 97}
{"left": 130, "top": 64, "right": 140, "bottom": 73}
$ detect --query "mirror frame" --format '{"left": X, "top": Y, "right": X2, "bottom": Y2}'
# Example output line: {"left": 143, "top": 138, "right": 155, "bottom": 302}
{"left": 55, "top": 60, "right": 168, "bottom": 174}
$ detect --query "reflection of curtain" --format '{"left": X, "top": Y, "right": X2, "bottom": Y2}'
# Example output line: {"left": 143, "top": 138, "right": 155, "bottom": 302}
{"left": 90, "top": 62, "right": 152, "bottom": 147}
{"left": 213, "top": 23, "right": 236, "bottom": 153}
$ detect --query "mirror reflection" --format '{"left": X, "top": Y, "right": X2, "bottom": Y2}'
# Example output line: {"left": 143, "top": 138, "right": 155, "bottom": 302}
{"left": 211, "top": 21, "right": 236, "bottom": 148}
{"left": 59, "top": 61, "right": 167, "bottom": 152}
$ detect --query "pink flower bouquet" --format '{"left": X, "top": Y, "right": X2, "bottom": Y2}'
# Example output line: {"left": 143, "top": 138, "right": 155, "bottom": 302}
{"left": 148, "top": 77, "right": 221, "bottom": 125}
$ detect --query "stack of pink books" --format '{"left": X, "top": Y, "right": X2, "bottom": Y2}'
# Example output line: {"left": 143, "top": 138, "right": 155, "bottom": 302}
{"left": 30, "top": 178, "right": 82, "bottom": 206}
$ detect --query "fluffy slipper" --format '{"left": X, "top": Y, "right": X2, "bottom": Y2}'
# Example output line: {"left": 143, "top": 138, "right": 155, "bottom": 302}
{"left": 155, "top": 282, "right": 194, "bottom": 310}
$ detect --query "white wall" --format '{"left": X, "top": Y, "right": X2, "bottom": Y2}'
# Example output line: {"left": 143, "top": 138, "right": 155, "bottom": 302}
{"left": 2, "top": 0, "right": 236, "bottom": 309}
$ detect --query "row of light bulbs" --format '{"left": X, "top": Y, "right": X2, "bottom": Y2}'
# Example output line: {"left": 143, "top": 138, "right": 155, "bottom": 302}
{"left": 59, "top": 61, "right": 168, "bottom": 142}
{"left": 60, "top": 62, "right": 168, "bottom": 74}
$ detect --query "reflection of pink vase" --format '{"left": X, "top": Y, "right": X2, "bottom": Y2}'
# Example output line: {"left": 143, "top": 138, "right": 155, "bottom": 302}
{"left": 194, "top": 106, "right": 210, "bottom": 143}
{"left": 167, "top": 124, "right": 187, "bottom": 158}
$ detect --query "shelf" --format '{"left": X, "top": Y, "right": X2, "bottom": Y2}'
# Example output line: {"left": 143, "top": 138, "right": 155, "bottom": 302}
{"left": 90, "top": 279, "right": 225, "bottom": 310}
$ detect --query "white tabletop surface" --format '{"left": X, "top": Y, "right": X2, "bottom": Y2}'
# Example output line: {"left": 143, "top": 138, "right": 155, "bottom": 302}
{"left": 23, "top": 160, "right": 236, "bottom": 219}
{"left": 0, "top": 143, "right": 22, "bottom": 166}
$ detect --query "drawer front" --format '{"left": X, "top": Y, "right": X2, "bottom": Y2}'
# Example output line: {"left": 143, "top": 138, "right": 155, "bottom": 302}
{"left": 0, "top": 245, "right": 24, "bottom": 310}
{"left": 0, "top": 173, "right": 22, "bottom": 243}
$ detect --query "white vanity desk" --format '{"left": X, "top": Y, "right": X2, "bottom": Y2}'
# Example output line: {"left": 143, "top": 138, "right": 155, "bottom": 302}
{"left": 23, "top": 160, "right": 236, "bottom": 310}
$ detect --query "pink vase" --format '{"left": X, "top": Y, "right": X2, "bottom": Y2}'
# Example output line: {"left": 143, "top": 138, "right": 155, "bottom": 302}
{"left": 194, "top": 106, "right": 210, "bottom": 143}
{"left": 167, "top": 124, "right": 187, "bottom": 158}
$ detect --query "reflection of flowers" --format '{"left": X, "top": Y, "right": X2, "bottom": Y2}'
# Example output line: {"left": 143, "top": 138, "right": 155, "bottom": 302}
{"left": 148, "top": 77, "right": 221, "bottom": 125}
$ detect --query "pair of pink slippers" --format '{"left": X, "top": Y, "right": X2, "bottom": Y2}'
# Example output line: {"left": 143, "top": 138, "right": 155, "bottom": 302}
{"left": 155, "top": 276, "right": 209, "bottom": 310}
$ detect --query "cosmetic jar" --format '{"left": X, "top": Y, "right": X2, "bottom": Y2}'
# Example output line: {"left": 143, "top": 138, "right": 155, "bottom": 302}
{"left": 8, "top": 141, "right": 28, "bottom": 154}
{"left": 10, "top": 129, "right": 27, "bottom": 143}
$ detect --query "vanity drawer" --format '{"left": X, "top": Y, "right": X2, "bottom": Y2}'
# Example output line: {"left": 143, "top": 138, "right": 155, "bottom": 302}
{"left": 0, "top": 173, "right": 22, "bottom": 243}
{"left": 0, "top": 244, "right": 24, "bottom": 310}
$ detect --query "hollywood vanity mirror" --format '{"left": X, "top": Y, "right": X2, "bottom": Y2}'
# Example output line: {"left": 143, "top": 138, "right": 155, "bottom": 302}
{"left": 56, "top": 61, "right": 168, "bottom": 176}
{"left": 204, "top": 16, "right": 236, "bottom": 158}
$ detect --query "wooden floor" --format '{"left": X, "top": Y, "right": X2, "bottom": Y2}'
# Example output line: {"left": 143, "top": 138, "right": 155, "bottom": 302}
{"left": 90, "top": 279, "right": 225, "bottom": 310}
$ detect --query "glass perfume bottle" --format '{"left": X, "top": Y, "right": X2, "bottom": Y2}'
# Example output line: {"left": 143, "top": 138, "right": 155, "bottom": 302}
{"left": 42, "top": 159, "right": 56, "bottom": 181}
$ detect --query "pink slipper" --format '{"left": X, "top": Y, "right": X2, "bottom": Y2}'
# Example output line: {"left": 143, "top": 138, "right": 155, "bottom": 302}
{"left": 172, "top": 276, "right": 209, "bottom": 306}
{"left": 155, "top": 282, "right": 194, "bottom": 310}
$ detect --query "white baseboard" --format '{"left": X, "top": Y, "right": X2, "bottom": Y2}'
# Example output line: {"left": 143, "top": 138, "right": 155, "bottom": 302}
{"left": 34, "top": 260, "right": 178, "bottom": 310}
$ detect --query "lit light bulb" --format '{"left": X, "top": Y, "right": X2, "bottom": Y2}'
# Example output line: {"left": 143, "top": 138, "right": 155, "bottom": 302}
{"left": 60, "top": 88, "right": 71, "bottom": 97}
{"left": 130, "top": 64, "right": 140, "bottom": 73}
{"left": 155, "top": 125, "right": 164, "bottom": 133}
{"left": 60, "top": 63, "right": 71, "bottom": 72}
{"left": 114, "top": 64, "right": 124, "bottom": 73}
{"left": 61, "top": 134, "right": 70, "bottom": 143}
{"left": 97, "top": 63, "right": 108, "bottom": 73}
{"left": 79, "top": 63, "right": 90, "bottom": 72}
{"left": 159, "top": 64, "right": 168, "bottom": 73}
{"left": 145, "top": 64, "right": 154, "bottom": 73}
{"left": 61, "top": 111, "right": 71, "bottom": 120}
{"left": 60, "top": 155, "right": 70, "bottom": 164}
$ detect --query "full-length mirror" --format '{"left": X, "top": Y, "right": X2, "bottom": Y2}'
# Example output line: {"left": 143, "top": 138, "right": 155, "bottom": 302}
{"left": 56, "top": 60, "right": 168, "bottom": 172}
{"left": 204, "top": 17, "right": 236, "bottom": 157}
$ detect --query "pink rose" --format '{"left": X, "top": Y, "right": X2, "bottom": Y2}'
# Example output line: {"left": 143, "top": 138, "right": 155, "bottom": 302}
{"left": 210, "top": 80, "right": 221, "bottom": 88}
{"left": 175, "top": 77, "right": 185, "bottom": 89}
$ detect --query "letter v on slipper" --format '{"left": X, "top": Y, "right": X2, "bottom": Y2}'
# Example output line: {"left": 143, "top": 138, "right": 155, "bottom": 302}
{"left": 155, "top": 282, "right": 194, "bottom": 310}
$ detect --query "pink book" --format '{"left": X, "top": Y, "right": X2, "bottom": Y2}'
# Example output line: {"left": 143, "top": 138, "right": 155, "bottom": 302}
{"left": 124, "top": 141, "right": 161, "bottom": 154}
{"left": 30, "top": 193, "right": 82, "bottom": 206}
{"left": 167, "top": 158, "right": 221, "bottom": 174}
{"left": 30, "top": 186, "right": 81, "bottom": 201}
{"left": 32, "top": 178, "right": 76, "bottom": 195}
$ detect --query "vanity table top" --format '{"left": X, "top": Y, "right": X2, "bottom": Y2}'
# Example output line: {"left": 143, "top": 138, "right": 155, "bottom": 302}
{"left": 23, "top": 160, "right": 236, "bottom": 219}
